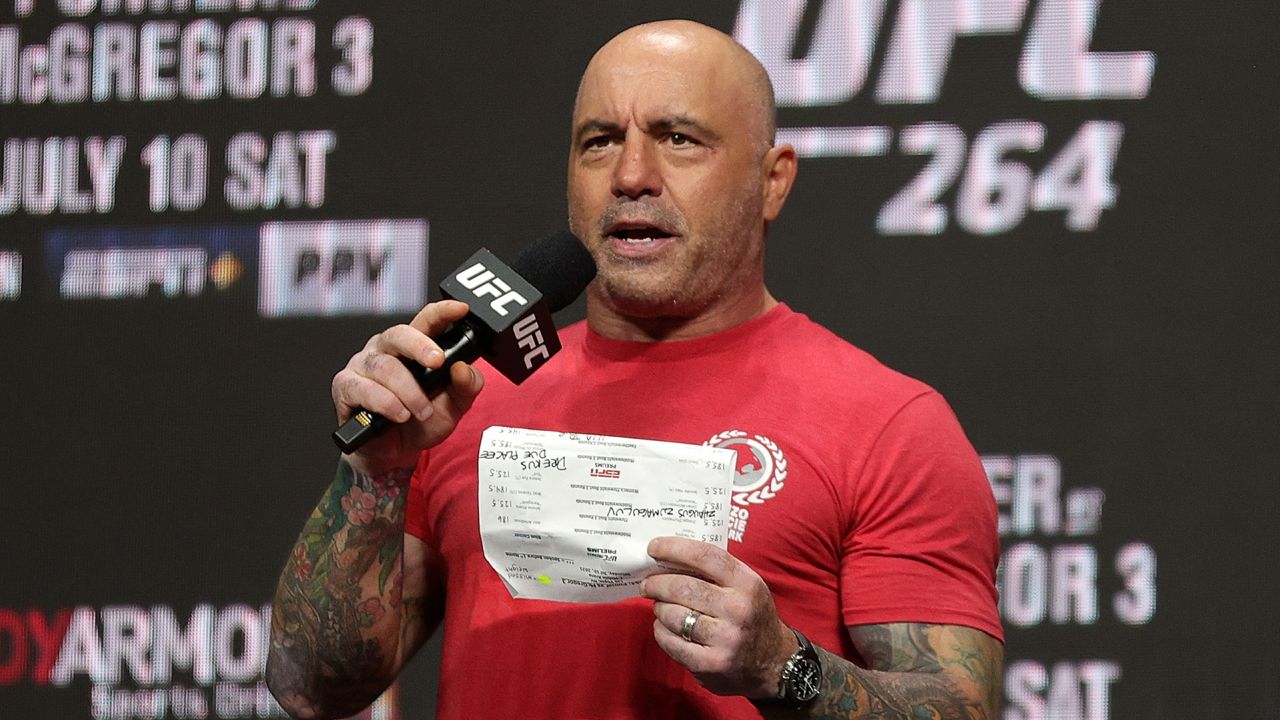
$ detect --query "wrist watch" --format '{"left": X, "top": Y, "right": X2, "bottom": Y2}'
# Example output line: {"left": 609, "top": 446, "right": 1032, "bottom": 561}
{"left": 777, "top": 628, "right": 823, "bottom": 705}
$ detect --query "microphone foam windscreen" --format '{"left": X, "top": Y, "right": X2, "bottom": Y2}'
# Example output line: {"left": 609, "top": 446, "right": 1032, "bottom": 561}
{"left": 512, "top": 231, "right": 598, "bottom": 312}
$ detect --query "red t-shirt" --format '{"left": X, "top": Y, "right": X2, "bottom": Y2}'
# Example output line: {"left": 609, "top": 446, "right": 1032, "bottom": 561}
{"left": 406, "top": 304, "right": 1001, "bottom": 719}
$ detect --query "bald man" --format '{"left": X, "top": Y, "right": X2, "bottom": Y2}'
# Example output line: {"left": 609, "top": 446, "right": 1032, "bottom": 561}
{"left": 268, "top": 20, "right": 1002, "bottom": 720}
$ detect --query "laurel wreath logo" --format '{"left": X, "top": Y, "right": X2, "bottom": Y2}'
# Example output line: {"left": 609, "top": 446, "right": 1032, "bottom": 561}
{"left": 704, "top": 430, "right": 788, "bottom": 505}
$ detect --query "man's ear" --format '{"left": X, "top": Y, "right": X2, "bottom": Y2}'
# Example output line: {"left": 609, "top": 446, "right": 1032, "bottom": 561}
{"left": 760, "top": 144, "right": 799, "bottom": 222}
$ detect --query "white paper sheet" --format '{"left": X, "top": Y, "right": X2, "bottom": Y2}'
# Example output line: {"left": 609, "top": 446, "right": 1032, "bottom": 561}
{"left": 478, "top": 426, "right": 736, "bottom": 603}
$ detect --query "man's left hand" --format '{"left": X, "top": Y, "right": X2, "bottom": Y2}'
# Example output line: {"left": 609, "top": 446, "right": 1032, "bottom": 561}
{"left": 641, "top": 536, "right": 797, "bottom": 698}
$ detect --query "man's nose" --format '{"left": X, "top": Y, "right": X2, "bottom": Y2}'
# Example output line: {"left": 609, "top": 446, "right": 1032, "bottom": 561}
{"left": 611, "top": 133, "right": 662, "bottom": 199}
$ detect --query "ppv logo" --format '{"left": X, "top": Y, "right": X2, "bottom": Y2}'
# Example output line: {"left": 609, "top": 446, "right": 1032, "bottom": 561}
{"left": 513, "top": 314, "right": 550, "bottom": 369}
{"left": 455, "top": 262, "right": 528, "bottom": 316}
{"left": 294, "top": 247, "right": 387, "bottom": 285}
{"left": 258, "top": 218, "right": 426, "bottom": 318}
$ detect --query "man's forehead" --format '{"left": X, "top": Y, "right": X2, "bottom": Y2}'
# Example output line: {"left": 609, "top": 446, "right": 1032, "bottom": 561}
{"left": 575, "top": 80, "right": 698, "bottom": 121}
{"left": 570, "top": 22, "right": 774, "bottom": 145}
{"left": 574, "top": 49, "right": 731, "bottom": 121}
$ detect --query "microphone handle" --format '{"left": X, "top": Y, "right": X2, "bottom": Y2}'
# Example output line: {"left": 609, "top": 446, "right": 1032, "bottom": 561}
{"left": 332, "top": 321, "right": 481, "bottom": 454}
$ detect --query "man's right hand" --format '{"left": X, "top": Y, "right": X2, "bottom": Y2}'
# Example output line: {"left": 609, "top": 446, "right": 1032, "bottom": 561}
{"left": 331, "top": 299, "right": 485, "bottom": 474}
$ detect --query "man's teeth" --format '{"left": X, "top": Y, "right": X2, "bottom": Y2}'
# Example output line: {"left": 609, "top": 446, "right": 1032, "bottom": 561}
{"left": 624, "top": 237, "right": 655, "bottom": 243}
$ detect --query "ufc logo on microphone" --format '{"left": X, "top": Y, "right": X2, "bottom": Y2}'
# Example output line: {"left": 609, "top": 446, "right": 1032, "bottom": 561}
{"left": 513, "top": 314, "right": 550, "bottom": 369}
{"left": 455, "top": 263, "right": 529, "bottom": 316}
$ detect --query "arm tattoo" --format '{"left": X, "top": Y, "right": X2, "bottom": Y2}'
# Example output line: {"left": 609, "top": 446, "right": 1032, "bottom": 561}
{"left": 267, "top": 459, "right": 419, "bottom": 718}
{"left": 783, "top": 623, "right": 1002, "bottom": 720}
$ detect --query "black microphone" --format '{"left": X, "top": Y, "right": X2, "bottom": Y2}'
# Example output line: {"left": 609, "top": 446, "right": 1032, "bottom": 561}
{"left": 332, "top": 230, "right": 596, "bottom": 454}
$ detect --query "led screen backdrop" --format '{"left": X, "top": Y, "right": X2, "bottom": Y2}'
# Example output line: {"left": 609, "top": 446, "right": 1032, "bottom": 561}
{"left": 1, "top": 1, "right": 1276, "bottom": 718}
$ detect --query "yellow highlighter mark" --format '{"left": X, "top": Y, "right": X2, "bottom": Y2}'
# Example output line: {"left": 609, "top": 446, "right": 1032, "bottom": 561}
{"left": 536, "top": 575, "right": 553, "bottom": 586}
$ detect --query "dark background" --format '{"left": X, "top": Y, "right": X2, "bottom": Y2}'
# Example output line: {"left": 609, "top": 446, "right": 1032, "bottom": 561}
{"left": 2, "top": 1, "right": 1276, "bottom": 717}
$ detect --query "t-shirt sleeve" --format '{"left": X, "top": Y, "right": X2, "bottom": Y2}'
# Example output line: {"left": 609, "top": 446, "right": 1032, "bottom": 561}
{"left": 403, "top": 450, "right": 436, "bottom": 547}
{"left": 840, "top": 391, "right": 1003, "bottom": 641}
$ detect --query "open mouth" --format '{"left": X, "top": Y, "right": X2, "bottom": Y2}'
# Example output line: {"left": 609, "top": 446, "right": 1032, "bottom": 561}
{"left": 607, "top": 223, "right": 675, "bottom": 244}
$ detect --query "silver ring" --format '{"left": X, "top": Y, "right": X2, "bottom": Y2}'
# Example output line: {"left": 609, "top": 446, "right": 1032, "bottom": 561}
{"left": 680, "top": 610, "right": 699, "bottom": 642}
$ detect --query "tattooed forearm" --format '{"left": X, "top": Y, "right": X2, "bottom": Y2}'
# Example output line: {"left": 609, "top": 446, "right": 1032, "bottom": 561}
{"left": 267, "top": 459, "right": 417, "bottom": 719}
{"left": 809, "top": 645, "right": 984, "bottom": 720}
{"left": 761, "top": 624, "right": 1002, "bottom": 720}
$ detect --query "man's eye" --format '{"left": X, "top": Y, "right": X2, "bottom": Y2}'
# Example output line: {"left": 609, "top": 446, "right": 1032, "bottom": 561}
{"left": 584, "top": 136, "right": 612, "bottom": 150}
{"left": 670, "top": 133, "right": 695, "bottom": 146}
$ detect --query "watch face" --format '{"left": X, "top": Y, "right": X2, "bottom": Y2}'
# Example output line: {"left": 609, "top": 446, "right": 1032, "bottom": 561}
{"left": 788, "top": 657, "right": 822, "bottom": 702}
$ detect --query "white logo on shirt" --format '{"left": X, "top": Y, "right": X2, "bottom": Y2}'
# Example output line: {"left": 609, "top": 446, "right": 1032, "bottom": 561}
{"left": 704, "top": 430, "right": 788, "bottom": 505}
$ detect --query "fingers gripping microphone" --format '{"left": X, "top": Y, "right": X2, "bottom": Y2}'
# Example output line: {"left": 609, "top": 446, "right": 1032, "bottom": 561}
{"left": 332, "top": 231, "right": 596, "bottom": 454}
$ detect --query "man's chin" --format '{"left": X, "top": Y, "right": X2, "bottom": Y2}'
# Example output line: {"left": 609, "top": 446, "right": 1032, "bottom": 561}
{"left": 594, "top": 276, "right": 701, "bottom": 319}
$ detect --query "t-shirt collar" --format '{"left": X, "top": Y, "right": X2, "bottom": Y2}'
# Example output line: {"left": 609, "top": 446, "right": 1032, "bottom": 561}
{"left": 581, "top": 303, "right": 793, "bottom": 363}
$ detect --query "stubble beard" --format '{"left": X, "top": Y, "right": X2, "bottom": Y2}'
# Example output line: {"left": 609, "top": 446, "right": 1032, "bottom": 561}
{"left": 571, "top": 187, "right": 764, "bottom": 320}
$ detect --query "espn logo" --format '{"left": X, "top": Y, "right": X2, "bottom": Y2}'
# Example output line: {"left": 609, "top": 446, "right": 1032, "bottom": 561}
{"left": 60, "top": 247, "right": 207, "bottom": 298}
{"left": 43, "top": 225, "right": 256, "bottom": 301}
{"left": 590, "top": 467, "right": 621, "bottom": 479}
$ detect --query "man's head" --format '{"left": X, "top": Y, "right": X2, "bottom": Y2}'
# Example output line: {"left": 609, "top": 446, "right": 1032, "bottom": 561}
{"left": 567, "top": 20, "right": 797, "bottom": 337}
